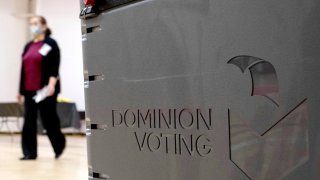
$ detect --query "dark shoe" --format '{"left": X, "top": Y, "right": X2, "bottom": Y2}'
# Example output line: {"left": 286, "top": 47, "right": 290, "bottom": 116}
{"left": 55, "top": 153, "right": 62, "bottom": 159}
{"left": 20, "top": 156, "right": 37, "bottom": 160}
{"left": 54, "top": 151, "right": 63, "bottom": 159}
{"left": 55, "top": 144, "right": 65, "bottom": 159}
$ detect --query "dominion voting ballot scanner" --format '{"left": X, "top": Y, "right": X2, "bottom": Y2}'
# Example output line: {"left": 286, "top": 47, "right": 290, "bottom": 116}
{"left": 80, "top": 0, "right": 320, "bottom": 179}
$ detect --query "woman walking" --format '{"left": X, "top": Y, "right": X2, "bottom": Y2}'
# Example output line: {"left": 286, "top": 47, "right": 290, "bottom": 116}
{"left": 17, "top": 15, "right": 66, "bottom": 160}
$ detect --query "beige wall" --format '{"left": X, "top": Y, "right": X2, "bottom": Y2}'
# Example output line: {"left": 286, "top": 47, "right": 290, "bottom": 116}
{"left": 0, "top": 0, "right": 29, "bottom": 102}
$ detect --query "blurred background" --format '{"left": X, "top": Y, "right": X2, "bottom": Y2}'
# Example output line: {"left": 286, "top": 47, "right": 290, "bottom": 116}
{"left": 0, "top": 0, "right": 87, "bottom": 179}
{"left": 0, "top": 0, "right": 85, "bottom": 111}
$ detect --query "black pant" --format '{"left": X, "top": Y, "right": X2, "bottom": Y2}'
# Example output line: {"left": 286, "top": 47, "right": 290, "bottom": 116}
{"left": 22, "top": 92, "right": 66, "bottom": 157}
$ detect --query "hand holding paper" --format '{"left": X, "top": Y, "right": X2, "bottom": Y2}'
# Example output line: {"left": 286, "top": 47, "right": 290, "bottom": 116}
{"left": 33, "top": 86, "right": 48, "bottom": 103}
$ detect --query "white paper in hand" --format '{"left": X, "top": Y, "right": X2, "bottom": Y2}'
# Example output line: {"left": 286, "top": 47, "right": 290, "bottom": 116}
{"left": 33, "top": 86, "right": 49, "bottom": 103}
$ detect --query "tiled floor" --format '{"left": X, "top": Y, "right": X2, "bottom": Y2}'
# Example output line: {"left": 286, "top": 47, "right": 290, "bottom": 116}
{"left": 0, "top": 134, "right": 88, "bottom": 180}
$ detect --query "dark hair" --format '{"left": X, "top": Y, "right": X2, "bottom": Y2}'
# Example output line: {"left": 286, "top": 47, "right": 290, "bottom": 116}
{"left": 36, "top": 15, "right": 52, "bottom": 37}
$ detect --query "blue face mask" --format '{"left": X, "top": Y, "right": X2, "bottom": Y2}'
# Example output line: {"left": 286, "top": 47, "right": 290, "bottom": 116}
{"left": 30, "top": 25, "right": 43, "bottom": 36}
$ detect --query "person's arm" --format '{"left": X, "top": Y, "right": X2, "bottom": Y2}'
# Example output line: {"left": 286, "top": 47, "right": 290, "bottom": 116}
{"left": 47, "top": 76, "right": 57, "bottom": 96}
{"left": 18, "top": 64, "right": 25, "bottom": 105}
{"left": 17, "top": 94, "right": 24, "bottom": 105}
{"left": 46, "top": 39, "right": 60, "bottom": 96}
{"left": 17, "top": 43, "right": 29, "bottom": 105}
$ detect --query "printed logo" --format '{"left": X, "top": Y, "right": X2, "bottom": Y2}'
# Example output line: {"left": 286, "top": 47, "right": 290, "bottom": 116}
{"left": 228, "top": 56, "right": 309, "bottom": 180}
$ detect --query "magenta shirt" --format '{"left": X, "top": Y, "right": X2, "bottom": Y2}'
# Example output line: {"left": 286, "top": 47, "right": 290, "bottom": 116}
{"left": 23, "top": 41, "right": 43, "bottom": 91}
